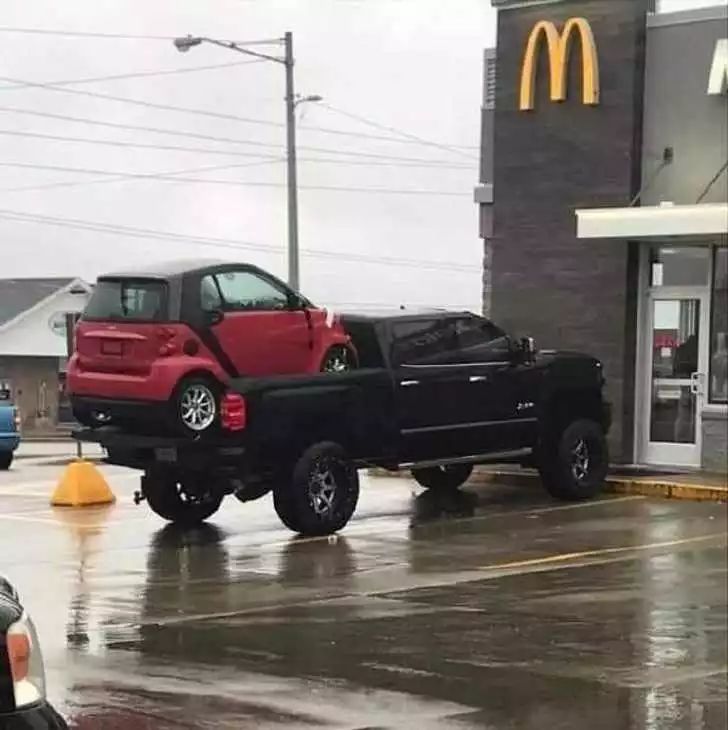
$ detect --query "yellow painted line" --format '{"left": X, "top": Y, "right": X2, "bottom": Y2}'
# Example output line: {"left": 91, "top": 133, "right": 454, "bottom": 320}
{"left": 480, "top": 532, "right": 727, "bottom": 572}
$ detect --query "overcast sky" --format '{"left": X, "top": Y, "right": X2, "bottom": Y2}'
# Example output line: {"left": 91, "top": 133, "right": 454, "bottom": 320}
{"left": 0, "top": 0, "right": 720, "bottom": 310}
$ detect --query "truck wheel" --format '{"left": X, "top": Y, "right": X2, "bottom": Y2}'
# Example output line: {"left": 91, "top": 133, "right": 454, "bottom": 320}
{"left": 173, "top": 376, "right": 220, "bottom": 436}
{"left": 143, "top": 473, "right": 223, "bottom": 526}
{"left": 538, "top": 419, "right": 608, "bottom": 501}
{"left": 320, "top": 346, "right": 356, "bottom": 373}
{"left": 411, "top": 463, "right": 473, "bottom": 491}
{"left": 273, "top": 442, "right": 359, "bottom": 536}
{"left": 0, "top": 452, "right": 12, "bottom": 470}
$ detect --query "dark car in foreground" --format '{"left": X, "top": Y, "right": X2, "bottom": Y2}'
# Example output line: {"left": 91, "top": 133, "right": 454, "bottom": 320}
{"left": 77, "top": 309, "right": 611, "bottom": 536}
{"left": 0, "top": 578, "right": 67, "bottom": 730}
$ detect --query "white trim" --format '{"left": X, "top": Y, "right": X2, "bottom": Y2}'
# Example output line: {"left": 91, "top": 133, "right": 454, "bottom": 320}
{"left": 0, "top": 278, "right": 92, "bottom": 334}
{"left": 576, "top": 203, "right": 728, "bottom": 240}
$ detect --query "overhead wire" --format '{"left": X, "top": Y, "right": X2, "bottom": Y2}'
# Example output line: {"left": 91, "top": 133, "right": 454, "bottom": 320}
{"left": 315, "top": 102, "right": 476, "bottom": 158}
{"left": 0, "top": 105, "right": 470, "bottom": 165}
{"left": 0, "top": 207, "right": 479, "bottom": 273}
{"left": 1, "top": 72, "right": 476, "bottom": 154}
{"left": 0, "top": 59, "right": 266, "bottom": 91}
{"left": 0, "top": 160, "right": 468, "bottom": 196}
{"left": 0, "top": 27, "right": 282, "bottom": 45}
{"left": 0, "top": 129, "right": 475, "bottom": 170}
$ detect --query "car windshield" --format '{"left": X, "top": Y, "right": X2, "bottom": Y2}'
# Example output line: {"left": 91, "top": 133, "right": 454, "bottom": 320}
{"left": 83, "top": 279, "right": 168, "bottom": 322}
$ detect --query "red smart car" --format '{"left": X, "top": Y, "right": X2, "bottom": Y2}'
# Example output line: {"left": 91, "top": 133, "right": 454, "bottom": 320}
{"left": 68, "top": 260, "right": 356, "bottom": 434}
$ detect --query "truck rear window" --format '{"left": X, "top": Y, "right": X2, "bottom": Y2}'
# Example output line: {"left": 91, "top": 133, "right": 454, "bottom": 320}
{"left": 83, "top": 279, "right": 168, "bottom": 322}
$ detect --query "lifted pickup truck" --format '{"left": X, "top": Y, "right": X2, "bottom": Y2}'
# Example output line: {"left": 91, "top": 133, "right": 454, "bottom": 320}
{"left": 75, "top": 309, "right": 611, "bottom": 536}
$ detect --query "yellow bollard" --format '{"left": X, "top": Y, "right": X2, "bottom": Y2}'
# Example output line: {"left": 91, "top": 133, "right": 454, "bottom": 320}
{"left": 51, "top": 460, "right": 116, "bottom": 507}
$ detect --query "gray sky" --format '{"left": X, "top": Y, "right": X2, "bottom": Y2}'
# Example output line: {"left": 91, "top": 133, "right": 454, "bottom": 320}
{"left": 0, "top": 0, "right": 495, "bottom": 311}
{"left": 0, "top": 0, "right": 721, "bottom": 310}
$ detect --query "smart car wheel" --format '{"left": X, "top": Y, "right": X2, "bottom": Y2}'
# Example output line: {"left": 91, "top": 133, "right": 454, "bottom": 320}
{"left": 411, "top": 463, "right": 474, "bottom": 491}
{"left": 174, "top": 377, "right": 220, "bottom": 436}
{"left": 320, "top": 346, "right": 356, "bottom": 374}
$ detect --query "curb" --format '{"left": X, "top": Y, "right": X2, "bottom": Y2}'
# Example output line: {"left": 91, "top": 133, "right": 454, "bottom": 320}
{"left": 368, "top": 468, "right": 728, "bottom": 502}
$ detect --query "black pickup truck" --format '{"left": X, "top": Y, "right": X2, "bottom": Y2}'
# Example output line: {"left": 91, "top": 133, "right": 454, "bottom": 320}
{"left": 75, "top": 309, "right": 611, "bottom": 536}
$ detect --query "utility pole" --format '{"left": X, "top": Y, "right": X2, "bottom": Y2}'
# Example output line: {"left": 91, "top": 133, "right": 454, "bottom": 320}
{"left": 284, "top": 32, "right": 300, "bottom": 292}
{"left": 174, "top": 31, "right": 318, "bottom": 292}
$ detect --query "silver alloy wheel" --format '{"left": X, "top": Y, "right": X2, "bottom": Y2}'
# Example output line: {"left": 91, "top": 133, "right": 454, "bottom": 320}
{"left": 322, "top": 348, "right": 351, "bottom": 373}
{"left": 180, "top": 384, "right": 216, "bottom": 431}
{"left": 308, "top": 460, "right": 338, "bottom": 517}
{"left": 571, "top": 438, "right": 590, "bottom": 482}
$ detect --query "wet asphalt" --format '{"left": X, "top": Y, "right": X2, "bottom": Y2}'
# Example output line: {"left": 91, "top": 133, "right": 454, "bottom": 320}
{"left": 0, "top": 446, "right": 726, "bottom": 729}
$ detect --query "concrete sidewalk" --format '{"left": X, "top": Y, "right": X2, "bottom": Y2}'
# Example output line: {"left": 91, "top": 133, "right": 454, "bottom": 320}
{"left": 371, "top": 466, "right": 728, "bottom": 502}
{"left": 472, "top": 467, "right": 728, "bottom": 502}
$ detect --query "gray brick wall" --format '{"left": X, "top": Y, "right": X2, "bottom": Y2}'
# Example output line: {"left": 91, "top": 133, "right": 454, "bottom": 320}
{"left": 491, "top": 0, "right": 651, "bottom": 461}
{"left": 702, "top": 409, "right": 728, "bottom": 473}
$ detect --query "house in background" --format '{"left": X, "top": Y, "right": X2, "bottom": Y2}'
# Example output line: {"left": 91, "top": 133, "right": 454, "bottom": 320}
{"left": 0, "top": 278, "right": 92, "bottom": 434}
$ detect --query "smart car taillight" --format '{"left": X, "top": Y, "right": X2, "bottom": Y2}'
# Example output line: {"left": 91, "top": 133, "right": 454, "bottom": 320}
{"left": 221, "top": 392, "right": 246, "bottom": 431}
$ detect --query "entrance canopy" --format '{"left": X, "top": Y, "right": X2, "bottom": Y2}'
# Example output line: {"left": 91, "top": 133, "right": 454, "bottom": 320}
{"left": 575, "top": 203, "right": 728, "bottom": 239}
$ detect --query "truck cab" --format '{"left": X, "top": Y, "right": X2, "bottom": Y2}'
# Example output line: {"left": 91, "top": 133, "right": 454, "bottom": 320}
{"left": 0, "top": 384, "right": 20, "bottom": 470}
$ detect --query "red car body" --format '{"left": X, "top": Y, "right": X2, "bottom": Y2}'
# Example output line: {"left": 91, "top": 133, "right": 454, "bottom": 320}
{"left": 68, "top": 261, "right": 353, "bottom": 428}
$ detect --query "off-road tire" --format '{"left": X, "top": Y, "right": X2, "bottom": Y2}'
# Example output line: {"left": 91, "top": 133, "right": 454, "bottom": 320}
{"left": 273, "top": 442, "right": 359, "bottom": 536}
{"left": 143, "top": 472, "right": 223, "bottom": 526}
{"left": 411, "top": 463, "right": 474, "bottom": 491}
{"left": 538, "top": 418, "right": 608, "bottom": 501}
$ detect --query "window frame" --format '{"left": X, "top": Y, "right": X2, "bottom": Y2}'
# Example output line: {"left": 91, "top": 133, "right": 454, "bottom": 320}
{"left": 212, "top": 268, "right": 291, "bottom": 313}
{"left": 708, "top": 245, "right": 728, "bottom": 405}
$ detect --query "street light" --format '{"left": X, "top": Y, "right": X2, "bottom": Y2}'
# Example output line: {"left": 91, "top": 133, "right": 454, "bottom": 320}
{"left": 173, "top": 32, "right": 319, "bottom": 291}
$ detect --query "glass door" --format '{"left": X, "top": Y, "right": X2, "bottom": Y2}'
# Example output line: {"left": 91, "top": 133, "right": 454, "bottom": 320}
{"left": 644, "top": 292, "right": 710, "bottom": 466}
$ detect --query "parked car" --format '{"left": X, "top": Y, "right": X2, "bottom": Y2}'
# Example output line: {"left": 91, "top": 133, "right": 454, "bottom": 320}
{"left": 0, "top": 577, "right": 68, "bottom": 729}
{"left": 68, "top": 260, "right": 356, "bottom": 435}
{"left": 0, "top": 386, "right": 20, "bottom": 471}
{"left": 76, "top": 309, "right": 611, "bottom": 536}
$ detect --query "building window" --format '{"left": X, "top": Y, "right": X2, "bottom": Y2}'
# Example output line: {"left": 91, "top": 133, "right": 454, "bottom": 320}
{"left": 710, "top": 247, "right": 728, "bottom": 404}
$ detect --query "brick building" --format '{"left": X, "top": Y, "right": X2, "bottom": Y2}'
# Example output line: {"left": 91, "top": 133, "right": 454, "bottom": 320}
{"left": 0, "top": 278, "right": 91, "bottom": 434}
{"left": 477, "top": 0, "right": 727, "bottom": 471}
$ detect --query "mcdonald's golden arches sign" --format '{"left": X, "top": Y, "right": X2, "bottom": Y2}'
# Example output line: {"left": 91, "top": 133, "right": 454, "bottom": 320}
{"left": 519, "top": 17, "right": 600, "bottom": 111}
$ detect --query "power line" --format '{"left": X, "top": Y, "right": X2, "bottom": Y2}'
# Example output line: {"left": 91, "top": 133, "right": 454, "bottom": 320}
{"left": 0, "top": 160, "right": 468, "bottom": 196}
{"left": 1, "top": 159, "right": 285, "bottom": 194}
{"left": 316, "top": 103, "right": 475, "bottom": 159}
{"left": 0, "top": 59, "right": 265, "bottom": 91}
{"left": 0, "top": 105, "right": 467, "bottom": 164}
{"left": 0, "top": 73, "right": 475, "bottom": 155}
{"left": 0, "top": 74, "right": 288, "bottom": 130}
{"left": 0, "top": 27, "right": 283, "bottom": 45}
{"left": 0, "top": 207, "right": 478, "bottom": 273}
{"left": 0, "top": 129, "right": 475, "bottom": 169}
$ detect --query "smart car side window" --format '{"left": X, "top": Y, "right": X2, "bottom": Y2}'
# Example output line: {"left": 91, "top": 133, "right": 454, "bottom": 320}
{"left": 214, "top": 271, "right": 288, "bottom": 311}
{"left": 391, "top": 319, "right": 459, "bottom": 367}
{"left": 200, "top": 275, "right": 223, "bottom": 312}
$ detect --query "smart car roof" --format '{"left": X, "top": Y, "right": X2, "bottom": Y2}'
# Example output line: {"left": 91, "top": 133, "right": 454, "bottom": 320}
{"left": 100, "top": 259, "right": 245, "bottom": 281}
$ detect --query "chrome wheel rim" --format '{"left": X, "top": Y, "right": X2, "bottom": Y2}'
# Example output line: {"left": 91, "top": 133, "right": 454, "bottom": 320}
{"left": 180, "top": 385, "right": 216, "bottom": 431}
{"left": 308, "top": 461, "right": 338, "bottom": 517}
{"left": 323, "top": 349, "right": 350, "bottom": 373}
{"left": 571, "top": 438, "right": 590, "bottom": 482}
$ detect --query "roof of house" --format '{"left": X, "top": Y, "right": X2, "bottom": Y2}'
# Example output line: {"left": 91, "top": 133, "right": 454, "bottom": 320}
{"left": 0, "top": 278, "right": 78, "bottom": 328}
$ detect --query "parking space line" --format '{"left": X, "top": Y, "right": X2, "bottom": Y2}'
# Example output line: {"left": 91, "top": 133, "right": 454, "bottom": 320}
{"left": 479, "top": 532, "right": 727, "bottom": 572}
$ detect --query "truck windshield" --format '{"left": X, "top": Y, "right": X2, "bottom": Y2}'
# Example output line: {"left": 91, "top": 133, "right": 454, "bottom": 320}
{"left": 83, "top": 279, "right": 168, "bottom": 322}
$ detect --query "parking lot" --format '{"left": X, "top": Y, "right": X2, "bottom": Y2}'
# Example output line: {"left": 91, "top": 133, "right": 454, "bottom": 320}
{"left": 1, "top": 444, "right": 726, "bottom": 729}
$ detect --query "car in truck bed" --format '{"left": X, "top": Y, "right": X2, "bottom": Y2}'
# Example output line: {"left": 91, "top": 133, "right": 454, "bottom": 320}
{"left": 74, "top": 309, "right": 611, "bottom": 536}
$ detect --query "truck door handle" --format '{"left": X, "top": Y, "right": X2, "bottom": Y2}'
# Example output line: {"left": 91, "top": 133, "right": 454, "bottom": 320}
{"left": 469, "top": 375, "right": 488, "bottom": 383}
{"left": 400, "top": 380, "right": 420, "bottom": 387}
